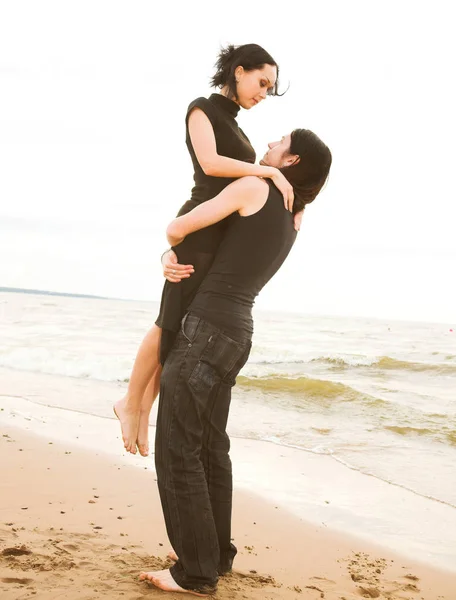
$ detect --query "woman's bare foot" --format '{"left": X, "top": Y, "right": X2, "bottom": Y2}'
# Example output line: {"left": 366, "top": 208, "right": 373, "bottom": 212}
{"left": 113, "top": 397, "right": 140, "bottom": 454}
{"left": 136, "top": 408, "right": 151, "bottom": 457}
{"left": 139, "top": 569, "right": 211, "bottom": 596}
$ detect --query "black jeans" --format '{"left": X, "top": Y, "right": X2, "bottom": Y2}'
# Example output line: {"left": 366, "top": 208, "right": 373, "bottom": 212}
{"left": 155, "top": 314, "right": 251, "bottom": 593}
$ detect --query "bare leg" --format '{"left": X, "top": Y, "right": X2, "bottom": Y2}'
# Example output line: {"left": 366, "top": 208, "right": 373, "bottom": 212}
{"left": 114, "top": 324, "right": 161, "bottom": 455}
{"left": 136, "top": 363, "right": 162, "bottom": 456}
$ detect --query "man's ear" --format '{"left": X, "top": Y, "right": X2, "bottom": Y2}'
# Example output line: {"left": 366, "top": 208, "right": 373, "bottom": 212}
{"left": 286, "top": 154, "right": 300, "bottom": 167}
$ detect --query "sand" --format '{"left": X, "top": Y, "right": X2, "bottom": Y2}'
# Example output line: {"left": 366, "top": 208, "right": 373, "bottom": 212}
{"left": 1, "top": 425, "right": 455, "bottom": 600}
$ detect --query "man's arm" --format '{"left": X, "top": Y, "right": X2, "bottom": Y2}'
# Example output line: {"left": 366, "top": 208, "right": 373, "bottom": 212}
{"left": 166, "top": 176, "right": 267, "bottom": 246}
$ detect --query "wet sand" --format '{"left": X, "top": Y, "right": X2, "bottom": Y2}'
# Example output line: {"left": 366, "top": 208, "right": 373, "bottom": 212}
{"left": 1, "top": 425, "right": 455, "bottom": 600}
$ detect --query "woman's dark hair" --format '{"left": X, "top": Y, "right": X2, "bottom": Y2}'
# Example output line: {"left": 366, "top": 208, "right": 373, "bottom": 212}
{"left": 280, "top": 129, "right": 332, "bottom": 214}
{"left": 211, "top": 44, "right": 281, "bottom": 99}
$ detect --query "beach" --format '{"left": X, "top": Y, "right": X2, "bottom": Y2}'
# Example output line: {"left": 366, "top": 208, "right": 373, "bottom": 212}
{"left": 2, "top": 0, "right": 456, "bottom": 595}
{"left": 2, "top": 421, "right": 456, "bottom": 600}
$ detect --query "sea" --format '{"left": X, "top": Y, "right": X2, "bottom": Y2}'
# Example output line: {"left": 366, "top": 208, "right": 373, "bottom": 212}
{"left": 1, "top": 290, "right": 456, "bottom": 567}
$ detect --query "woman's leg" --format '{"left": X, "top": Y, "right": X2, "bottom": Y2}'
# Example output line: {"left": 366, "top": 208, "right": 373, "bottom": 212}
{"left": 136, "top": 362, "right": 162, "bottom": 456}
{"left": 114, "top": 324, "right": 162, "bottom": 455}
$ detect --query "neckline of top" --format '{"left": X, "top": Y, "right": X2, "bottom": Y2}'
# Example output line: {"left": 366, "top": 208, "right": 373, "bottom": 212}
{"left": 209, "top": 93, "right": 240, "bottom": 118}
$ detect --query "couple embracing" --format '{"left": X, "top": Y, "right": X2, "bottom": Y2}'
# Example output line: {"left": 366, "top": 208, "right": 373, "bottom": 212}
{"left": 115, "top": 43, "right": 332, "bottom": 596}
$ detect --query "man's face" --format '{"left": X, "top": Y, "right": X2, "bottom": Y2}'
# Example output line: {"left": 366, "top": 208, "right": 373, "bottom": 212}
{"left": 259, "top": 134, "right": 292, "bottom": 168}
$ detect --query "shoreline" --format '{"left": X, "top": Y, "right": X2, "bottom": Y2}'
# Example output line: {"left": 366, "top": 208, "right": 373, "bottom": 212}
{"left": 0, "top": 369, "right": 456, "bottom": 570}
{"left": 1, "top": 366, "right": 456, "bottom": 575}
{"left": 2, "top": 423, "right": 456, "bottom": 600}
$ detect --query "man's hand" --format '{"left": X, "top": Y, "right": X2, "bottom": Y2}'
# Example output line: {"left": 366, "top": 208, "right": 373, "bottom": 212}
{"left": 161, "top": 249, "right": 194, "bottom": 283}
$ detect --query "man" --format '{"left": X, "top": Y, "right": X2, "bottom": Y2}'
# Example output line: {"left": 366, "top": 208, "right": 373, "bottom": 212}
{"left": 140, "top": 129, "right": 332, "bottom": 596}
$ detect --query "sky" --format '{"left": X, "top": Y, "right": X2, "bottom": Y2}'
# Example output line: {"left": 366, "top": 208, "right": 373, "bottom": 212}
{"left": 0, "top": 0, "right": 455, "bottom": 323}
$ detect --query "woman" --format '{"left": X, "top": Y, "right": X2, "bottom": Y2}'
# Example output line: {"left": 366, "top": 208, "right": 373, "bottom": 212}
{"left": 115, "top": 44, "right": 296, "bottom": 456}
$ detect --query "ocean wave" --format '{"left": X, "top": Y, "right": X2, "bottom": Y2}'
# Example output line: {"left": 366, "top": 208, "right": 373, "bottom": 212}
{"left": 447, "top": 431, "right": 456, "bottom": 446}
{"left": 236, "top": 374, "right": 390, "bottom": 408}
{"left": 311, "top": 356, "right": 369, "bottom": 368}
{"left": 374, "top": 356, "right": 456, "bottom": 374}
{"left": 237, "top": 374, "right": 355, "bottom": 398}
{"left": 385, "top": 425, "right": 435, "bottom": 437}
{"left": 312, "top": 355, "right": 456, "bottom": 374}
{"left": 385, "top": 425, "right": 456, "bottom": 447}
{"left": 0, "top": 348, "right": 131, "bottom": 383}
{"left": 248, "top": 358, "right": 307, "bottom": 366}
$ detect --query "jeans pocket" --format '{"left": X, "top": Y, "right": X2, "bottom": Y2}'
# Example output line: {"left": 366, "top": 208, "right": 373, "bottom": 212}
{"left": 188, "top": 360, "right": 220, "bottom": 394}
{"left": 181, "top": 313, "right": 201, "bottom": 344}
{"left": 197, "top": 332, "right": 249, "bottom": 382}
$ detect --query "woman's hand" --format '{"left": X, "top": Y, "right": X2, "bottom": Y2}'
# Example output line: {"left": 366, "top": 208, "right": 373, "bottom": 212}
{"left": 270, "top": 168, "right": 294, "bottom": 212}
{"left": 293, "top": 209, "right": 304, "bottom": 232}
{"left": 161, "top": 249, "right": 194, "bottom": 283}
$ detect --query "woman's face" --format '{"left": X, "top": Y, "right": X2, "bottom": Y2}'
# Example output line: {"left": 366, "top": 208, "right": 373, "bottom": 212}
{"left": 234, "top": 64, "right": 277, "bottom": 109}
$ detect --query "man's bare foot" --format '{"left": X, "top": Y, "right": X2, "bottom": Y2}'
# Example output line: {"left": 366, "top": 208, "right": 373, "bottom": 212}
{"left": 167, "top": 550, "right": 178, "bottom": 562}
{"left": 136, "top": 409, "right": 151, "bottom": 457}
{"left": 166, "top": 551, "right": 232, "bottom": 577}
{"left": 139, "top": 569, "right": 211, "bottom": 597}
{"left": 113, "top": 397, "right": 140, "bottom": 454}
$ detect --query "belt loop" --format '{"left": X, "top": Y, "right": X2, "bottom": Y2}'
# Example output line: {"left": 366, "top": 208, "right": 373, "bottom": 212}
{"left": 181, "top": 313, "right": 192, "bottom": 345}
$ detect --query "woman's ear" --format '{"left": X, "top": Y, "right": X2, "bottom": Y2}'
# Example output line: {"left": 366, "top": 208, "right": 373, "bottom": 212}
{"left": 234, "top": 65, "right": 245, "bottom": 81}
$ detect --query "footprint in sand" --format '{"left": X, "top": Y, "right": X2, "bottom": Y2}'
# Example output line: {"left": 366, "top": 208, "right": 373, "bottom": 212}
{"left": 214, "top": 570, "right": 282, "bottom": 598}
{"left": 61, "top": 543, "right": 79, "bottom": 551}
{"left": 1, "top": 546, "right": 32, "bottom": 557}
{"left": 357, "top": 587, "right": 381, "bottom": 598}
{"left": 344, "top": 551, "right": 423, "bottom": 599}
{"left": 402, "top": 582, "right": 421, "bottom": 593}
{"left": 1, "top": 577, "right": 34, "bottom": 585}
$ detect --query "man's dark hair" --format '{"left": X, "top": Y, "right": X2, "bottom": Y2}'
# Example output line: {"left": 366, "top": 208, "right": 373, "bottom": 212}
{"left": 211, "top": 44, "right": 281, "bottom": 100}
{"left": 281, "top": 129, "right": 332, "bottom": 213}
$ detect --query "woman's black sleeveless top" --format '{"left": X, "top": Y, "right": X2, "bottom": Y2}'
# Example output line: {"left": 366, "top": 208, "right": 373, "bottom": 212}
{"left": 155, "top": 93, "right": 256, "bottom": 361}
